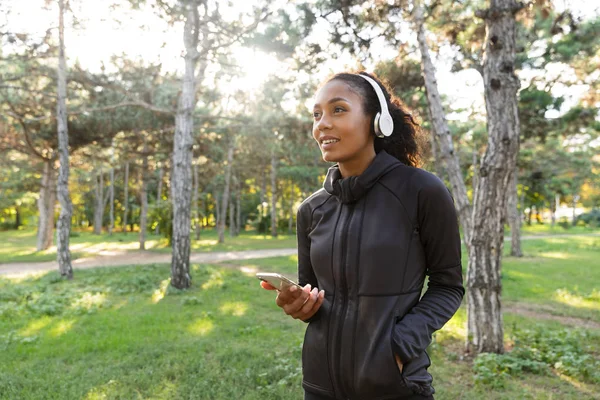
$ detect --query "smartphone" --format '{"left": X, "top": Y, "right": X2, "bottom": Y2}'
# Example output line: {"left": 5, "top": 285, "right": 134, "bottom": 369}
{"left": 256, "top": 272, "right": 303, "bottom": 291}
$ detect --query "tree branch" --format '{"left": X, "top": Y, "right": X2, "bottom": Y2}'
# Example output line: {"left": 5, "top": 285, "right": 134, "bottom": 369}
{"left": 3, "top": 99, "right": 49, "bottom": 161}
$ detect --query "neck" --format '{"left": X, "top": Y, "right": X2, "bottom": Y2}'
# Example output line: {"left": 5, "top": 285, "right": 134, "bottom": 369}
{"left": 338, "top": 148, "right": 377, "bottom": 178}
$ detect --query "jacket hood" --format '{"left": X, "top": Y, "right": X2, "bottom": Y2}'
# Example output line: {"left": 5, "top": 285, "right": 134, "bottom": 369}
{"left": 323, "top": 150, "right": 402, "bottom": 204}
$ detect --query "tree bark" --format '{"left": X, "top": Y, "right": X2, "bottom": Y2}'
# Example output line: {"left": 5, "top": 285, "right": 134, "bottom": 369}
{"left": 288, "top": 180, "right": 294, "bottom": 234}
{"left": 236, "top": 191, "right": 241, "bottom": 235}
{"left": 14, "top": 206, "right": 21, "bottom": 229}
{"left": 93, "top": 168, "right": 104, "bottom": 235}
{"left": 155, "top": 165, "right": 164, "bottom": 235}
{"left": 507, "top": 172, "right": 522, "bottom": 257}
{"left": 109, "top": 166, "right": 115, "bottom": 235}
{"left": 193, "top": 163, "right": 201, "bottom": 240}
{"left": 139, "top": 141, "right": 149, "bottom": 250}
{"left": 215, "top": 193, "right": 220, "bottom": 229}
{"left": 466, "top": 0, "right": 522, "bottom": 354}
{"left": 123, "top": 162, "right": 129, "bottom": 233}
{"left": 472, "top": 148, "right": 479, "bottom": 197}
{"left": 37, "top": 159, "right": 55, "bottom": 251}
{"left": 270, "top": 149, "right": 278, "bottom": 237}
{"left": 229, "top": 175, "right": 237, "bottom": 238}
{"left": 218, "top": 138, "right": 235, "bottom": 243}
{"left": 56, "top": 0, "right": 72, "bottom": 279}
{"left": 414, "top": 4, "right": 472, "bottom": 248}
{"left": 260, "top": 171, "right": 267, "bottom": 217}
{"left": 551, "top": 193, "right": 558, "bottom": 227}
{"left": 229, "top": 194, "right": 236, "bottom": 238}
{"left": 171, "top": 3, "right": 205, "bottom": 289}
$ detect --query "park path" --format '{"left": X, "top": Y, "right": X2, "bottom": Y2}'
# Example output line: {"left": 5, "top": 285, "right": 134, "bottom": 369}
{"left": 1, "top": 232, "right": 598, "bottom": 278}
{"left": 0, "top": 248, "right": 296, "bottom": 278}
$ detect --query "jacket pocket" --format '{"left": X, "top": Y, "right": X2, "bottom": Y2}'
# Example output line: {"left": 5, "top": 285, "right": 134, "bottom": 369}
{"left": 353, "top": 316, "right": 413, "bottom": 399}
{"left": 302, "top": 300, "right": 334, "bottom": 393}
{"left": 398, "top": 350, "right": 434, "bottom": 397}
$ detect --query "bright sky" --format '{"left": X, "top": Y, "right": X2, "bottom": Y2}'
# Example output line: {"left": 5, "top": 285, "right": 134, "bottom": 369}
{"left": 4, "top": 0, "right": 599, "bottom": 120}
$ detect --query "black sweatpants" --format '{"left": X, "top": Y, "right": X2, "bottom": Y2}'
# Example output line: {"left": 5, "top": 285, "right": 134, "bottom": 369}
{"left": 304, "top": 390, "right": 434, "bottom": 400}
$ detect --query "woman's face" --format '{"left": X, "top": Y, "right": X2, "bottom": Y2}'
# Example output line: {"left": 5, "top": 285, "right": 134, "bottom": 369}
{"left": 312, "top": 80, "right": 374, "bottom": 164}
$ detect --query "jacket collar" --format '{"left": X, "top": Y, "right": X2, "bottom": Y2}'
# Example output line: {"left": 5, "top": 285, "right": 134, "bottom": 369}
{"left": 323, "top": 150, "right": 402, "bottom": 204}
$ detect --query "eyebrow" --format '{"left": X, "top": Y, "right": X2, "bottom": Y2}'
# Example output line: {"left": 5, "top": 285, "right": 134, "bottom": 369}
{"left": 313, "top": 97, "right": 351, "bottom": 109}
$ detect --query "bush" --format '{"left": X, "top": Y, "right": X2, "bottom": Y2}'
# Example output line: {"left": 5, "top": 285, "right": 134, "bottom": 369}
{"left": 558, "top": 217, "right": 570, "bottom": 230}
{"left": 474, "top": 326, "right": 600, "bottom": 387}
{"left": 576, "top": 209, "right": 600, "bottom": 227}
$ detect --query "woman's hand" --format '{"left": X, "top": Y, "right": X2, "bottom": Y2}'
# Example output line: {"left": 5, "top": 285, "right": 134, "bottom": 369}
{"left": 260, "top": 281, "right": 325, "bottom": 321}
{"left": 395, "top": 354, "right": 404, "bottom": 373}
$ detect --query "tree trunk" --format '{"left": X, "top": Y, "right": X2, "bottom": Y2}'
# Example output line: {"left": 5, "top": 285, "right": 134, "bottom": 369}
{"left": 425, "top": 107, "right": 445, "bottom": 180}
{"left": 260, "top": 171, "right": 267, "bottom": 217}
{"left": 218, "top": 138, "right": 235, "bottom": 244}
{"left": 171, "top": 3, "right": 205, "bottom": 289}
{"left": 93, "top": 168, "right": 104, "bottom": 235}
{"left": 193, "top": 163, "right": 201, "bottom": 240}
{"left": 229, "top": 194, "right": 236, "bottom": 238}
{"left": 215, "top": 193, "right": 220, "bottom": 229}
{"left": 472, "top": 148, "right": 479, "bottom": 198}
{"left": 507, "top": 172, "right": 522, "bottom": 257}
{"left": 56, "top": 0, "right": 72, "bottom": 279}
{"left": 551, "top": 193, "right": 558, "bottom": 227}
{"left": 572, "top": 195, "right": 578, "bottom": 225}
{"left": 414, "top": 4, "right": 472, "bottom": 248}
{"left": 288, "top": 180, "right": 294, "bottom": 235}
{"left": 37, "top": 160, "right": 55, "bottom": 251}
{"left": 139, "top": 143, "right": 149, "bottom": 250}
{"left": 155, "top": 165, "right": 164, "bottom": 235}
{"left": 14, "top": 206, "right": 20, "bottom": 229}
{"left": 466, "top": 0, "right": 522, "bottom": 355}
{"left": 123, "top": 162, "right": 129, "bottom": 233}
{"left": 270, "top": 150, "right": 278, "bottom": 237}
{"left": 229, "top": 175, "right": 237, "bottom": 238}
{"left": 108, "top": 167, "right": 115, "bottom": 235}
{"left": 236, "top": 192, "right": 241, "bottom": 235}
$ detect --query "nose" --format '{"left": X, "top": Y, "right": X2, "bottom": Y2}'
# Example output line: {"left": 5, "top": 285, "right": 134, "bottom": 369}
{"left": 315, "top": 113, "right": 332, "bottom": 131}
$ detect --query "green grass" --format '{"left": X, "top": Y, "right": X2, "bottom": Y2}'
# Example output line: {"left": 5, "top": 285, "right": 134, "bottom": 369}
{"left": 509, "top": 223, "right": 599, "bottom": 236}
{"left": 0, "top": 228, "right": 296, "bottom": 264}
{"left": 502, "top": 236, "right": 600, "bottom": 322}
{"left": 1, "top": 237, "right": 599, "bottom": 399}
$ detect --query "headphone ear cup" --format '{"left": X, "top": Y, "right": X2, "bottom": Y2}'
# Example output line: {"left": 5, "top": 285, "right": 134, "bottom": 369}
{"left": 378, "top": 113, "right": 394, "bottom": 137}
{"left": 373, "top": 112, "right": 384, "bottom": 138}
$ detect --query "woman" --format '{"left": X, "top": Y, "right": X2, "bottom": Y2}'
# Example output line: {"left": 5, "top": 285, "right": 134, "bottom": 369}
{"left": 260, "top": 71, "right": 464, "bottom": 400}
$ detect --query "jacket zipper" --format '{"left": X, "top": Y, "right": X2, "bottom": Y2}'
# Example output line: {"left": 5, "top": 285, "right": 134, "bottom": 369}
{"left": 335, "top": 203, "right": 354, "bottom": 398}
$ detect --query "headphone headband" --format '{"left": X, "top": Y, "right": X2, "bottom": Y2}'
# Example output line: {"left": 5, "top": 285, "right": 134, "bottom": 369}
{"left": 356, "top": 73, "right": 394, "bottom": 137}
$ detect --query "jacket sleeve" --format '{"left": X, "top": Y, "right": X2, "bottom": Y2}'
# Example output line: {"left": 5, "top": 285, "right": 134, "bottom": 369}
{"left": 392, "top": 174, "right": 465, "bottom": 363}
{"left": 296, "top": 202, "right": 322, "bottom": 323}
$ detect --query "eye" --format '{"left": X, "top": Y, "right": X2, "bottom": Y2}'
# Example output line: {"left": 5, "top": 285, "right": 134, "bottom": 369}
{"left": 313, "top": 111, "right": 321, "bottom": 119}
{"left": 334, "top": 106, "right": 345, "bottom": 113}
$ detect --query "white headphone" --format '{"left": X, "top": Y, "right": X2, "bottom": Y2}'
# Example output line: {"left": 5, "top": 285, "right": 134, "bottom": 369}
{"left": 356, "top": 73, "right": 394, "bottom": 138}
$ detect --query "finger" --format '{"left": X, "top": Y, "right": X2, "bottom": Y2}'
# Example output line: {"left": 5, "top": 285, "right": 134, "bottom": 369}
{"left": 260, "top": 281, "right": 276, "bottom": 290}
{"left": 300, "top": 287, "right": 319, "bottom": 314}
{"left": 283, "top": 287, "right": 310, "bottom": 315}
{"left": 297, "top": 290, "right": 325, "bottom": 319}
{"left": 276, "top": 284, "right": 303, "bottom": 307}
{"left": 294, "top": 290, "right": 325, "bottom": 321}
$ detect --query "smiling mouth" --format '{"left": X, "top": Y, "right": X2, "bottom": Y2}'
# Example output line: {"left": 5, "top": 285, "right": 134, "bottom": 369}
{"left": 321, "top": 139, "right": 340, "bottom": 145}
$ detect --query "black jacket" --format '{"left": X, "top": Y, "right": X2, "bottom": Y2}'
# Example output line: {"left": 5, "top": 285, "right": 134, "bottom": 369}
{"left": 297, "top": 150, "right": 464, "bottom": 400}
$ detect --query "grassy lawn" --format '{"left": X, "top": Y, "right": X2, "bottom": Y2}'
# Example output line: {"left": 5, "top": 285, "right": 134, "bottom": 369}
{"left": 0, "top": 228, "right": 296, "bottom": 264}
{"left": 1, "top": 237, "right": 599, "bottom": 399}
{"left": 512, "top": 223, "right": 599, "bottom": 236}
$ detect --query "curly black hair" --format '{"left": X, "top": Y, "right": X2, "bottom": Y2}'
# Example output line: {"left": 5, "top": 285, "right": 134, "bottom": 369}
{"left": 326, "top": 71, "right": 425, "bottom": 167}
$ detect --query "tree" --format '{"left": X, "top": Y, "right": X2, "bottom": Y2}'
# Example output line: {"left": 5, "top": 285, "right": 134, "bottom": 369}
{"left": 56, "top": 0, "right": 73, "bottom": 279}
{"left": 465, "top": 0, "right": 522, "bottom": 354}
